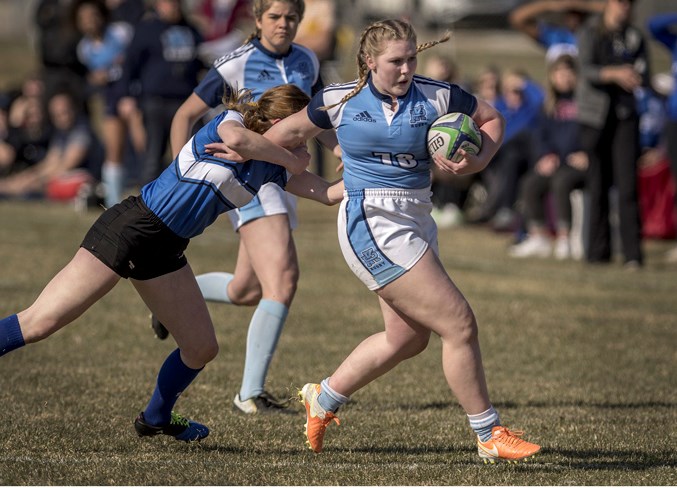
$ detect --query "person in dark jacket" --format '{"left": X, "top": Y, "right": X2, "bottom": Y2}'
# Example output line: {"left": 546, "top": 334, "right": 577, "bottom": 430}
{"left": 575, "top": 0, "right": 649, "bottom": 268}
{"left": 117, "top": 0, "right": 204, "bottom": 185}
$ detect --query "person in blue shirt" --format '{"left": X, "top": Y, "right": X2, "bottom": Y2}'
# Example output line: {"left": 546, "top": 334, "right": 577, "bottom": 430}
{"left": 509, "top": 0, "right": 605, "bottom": 64}
{"left": 648, "top": 11, "right": 677, "bottom": 262}
{"left": 0, "top": 83, "right": 343, "bottom": 443}
{"left": 155, "top": 0, "right": 339, "bottom": 416}
{"left": 257, "top": 18, "right": 541, "bottom": 463}
{"left": 73, "top": 0, "right": 145, "bottom": 208}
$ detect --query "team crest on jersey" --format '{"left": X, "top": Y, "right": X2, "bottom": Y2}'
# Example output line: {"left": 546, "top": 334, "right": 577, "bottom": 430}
{"left": 353, "top": 111, "right": 376, "bottom": 123}
{"left": 409, "top": 103, "right": 428, "bottom": 127}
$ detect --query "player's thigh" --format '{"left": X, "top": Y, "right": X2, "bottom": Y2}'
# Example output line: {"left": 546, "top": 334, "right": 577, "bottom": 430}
{"left": 377, "top": 249, "right": 474, "bottom": 338}
{"left": 19, "top": 248, "right": 121, "bottom": 339}
{"left": 378, "top": 296, "right": 431, "bottom": 353}
{"left": 239, "top": 214, "right": 298, "bottom": 285}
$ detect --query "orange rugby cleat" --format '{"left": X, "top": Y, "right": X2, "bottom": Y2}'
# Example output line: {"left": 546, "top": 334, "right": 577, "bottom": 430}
{"left": 477, "top": 426, "right": 541, "bottom": 463}
{"left": 298, "top": 383, "right": 340, "bottom": 453}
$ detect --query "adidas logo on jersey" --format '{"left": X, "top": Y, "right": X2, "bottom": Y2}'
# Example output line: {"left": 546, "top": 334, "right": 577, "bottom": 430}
{"left": 353, "top": 111, "right": 376, "bottom": 123}
{"left": 257, "top": 69, "right": 274, "bottom": 81}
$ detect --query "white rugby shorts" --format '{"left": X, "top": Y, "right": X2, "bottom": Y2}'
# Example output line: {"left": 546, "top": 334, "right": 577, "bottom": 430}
{"left": 338, "top": 188, "right": 438, "bottom": 290}
{"left": 227, "top": 182, "right": 298, "bottom": 231}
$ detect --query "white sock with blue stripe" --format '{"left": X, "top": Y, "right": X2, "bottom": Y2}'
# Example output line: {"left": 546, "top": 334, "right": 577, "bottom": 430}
{"left": 196, "top": 272, "right": 234, "bottom": 303}
{"left": 318, "top": 377, "right": 349, "bottom": 413}
{"left": 238, "top": 299, "right": 288, "bottom": 400}
{"left": 468, "top": 406, "right": 501, "bottom": 442}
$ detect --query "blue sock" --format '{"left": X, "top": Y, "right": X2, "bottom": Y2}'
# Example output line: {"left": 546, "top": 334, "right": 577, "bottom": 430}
{"left": 468, "top": 406, "right": 501, "bottom": 442}
{"left": 0, "top": 314, "right": 25, "bottom": 357}
{"left": 318, "top": 377, "right": 349, "bottom": 413}
{"left": 196, "top": 272, "right": 234, "bottom": 303}
{"left": 239, "top": 299, "right": 288, "bottom": 400}
{"left": 143, "top": 349, "right": 203, "bottom": 426}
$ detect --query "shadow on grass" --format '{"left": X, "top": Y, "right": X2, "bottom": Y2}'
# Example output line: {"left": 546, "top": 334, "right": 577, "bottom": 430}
{"left": 545, "top": 447, "right": 677, "bottom": 471}
{"left": 418, "top": 400, "right": 676, "bottom": 410}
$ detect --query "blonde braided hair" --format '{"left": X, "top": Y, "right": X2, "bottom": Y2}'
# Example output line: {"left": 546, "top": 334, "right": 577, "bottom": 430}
{"left": 320, "top": 19, "right": 451, "bottom": 111}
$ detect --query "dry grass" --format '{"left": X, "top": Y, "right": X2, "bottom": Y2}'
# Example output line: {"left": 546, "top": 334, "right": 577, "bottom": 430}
{"left": 0, "top": 199, "right": 676, "bottom": 485}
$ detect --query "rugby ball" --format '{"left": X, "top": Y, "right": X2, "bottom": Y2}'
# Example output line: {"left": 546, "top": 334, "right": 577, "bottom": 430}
{"left": 427, "top": 113, "right": 482, "bottom": 163}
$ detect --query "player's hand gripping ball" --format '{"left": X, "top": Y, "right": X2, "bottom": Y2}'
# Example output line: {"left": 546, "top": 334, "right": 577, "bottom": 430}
{"left": 427, "top": 113, "right": 482, "bottom": 163}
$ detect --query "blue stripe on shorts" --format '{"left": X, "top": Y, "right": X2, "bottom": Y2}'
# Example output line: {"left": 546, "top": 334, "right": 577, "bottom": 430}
{"left": 345, "top": 192, "right": 405, "bottom": 287}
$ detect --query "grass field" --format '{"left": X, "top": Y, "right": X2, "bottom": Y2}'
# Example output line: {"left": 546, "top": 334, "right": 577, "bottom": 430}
{"left": 0, "top": 199, "right": 675, "bottom": 485}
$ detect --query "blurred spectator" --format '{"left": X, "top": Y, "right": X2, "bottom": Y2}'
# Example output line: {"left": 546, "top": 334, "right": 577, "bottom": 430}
{"left": 422, "top": 53, "right": 472, "bottom": 228}
{"left": 509, "top": 0, "right": 605, "bottom": 64}
{"left": 648, "top": 12, "right": 677, "bottom": 262}
{"left": 73, "top": 0, "right": 145, "bottom": 208}
{"left": 294, "top": 0, "right": 341, "bottom": 177}
{"left": 0, "top": 97, "right": 14, "bottom": 175}
{"left": 106, "top": 0, "right": 146, "bottom": 26}
{"left": 7, "top": 74, "right": 46, "bottom": 130}
{"left": 474, "top": 64, "right": 501, "bottom": 107}
{"left": 508, "top": 54, "right": 587, "bottom": 259}
{"left": 0, "top": 91, "right": 103, "bottom": 200}
{"left": 34, "top": 0, "right": 88, "bottom": 100}
{"left": 576, "top": 0, "right": 649, "bottom": 268}
{"left": 190, "top": 0, "right": 252, "bottom": 64}
{"left": 473, "top": 69, "right": 545, "bottom": 231}
{"left": 2, "top": 97, "right": 52, "bottom": 176}
{"left": 117, "top": 0, "right": 205, "bottom": 185}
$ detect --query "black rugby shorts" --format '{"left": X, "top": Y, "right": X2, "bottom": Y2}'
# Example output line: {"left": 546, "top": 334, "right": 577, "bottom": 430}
{"left": 80, "top": 195, "right": 189, "bottom": 280}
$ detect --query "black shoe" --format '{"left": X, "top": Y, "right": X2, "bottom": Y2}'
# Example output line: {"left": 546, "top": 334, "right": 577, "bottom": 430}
{"left": 134, "top": 411, "right": 209, "bottom": 442}
{"left": 151, "top": 314, "right": 169, "bottom": 340}
{"left": 232, "top": 391, "right": 294, "bottom": 415}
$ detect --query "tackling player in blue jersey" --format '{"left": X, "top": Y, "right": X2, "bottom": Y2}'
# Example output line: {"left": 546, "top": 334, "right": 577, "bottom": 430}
{"left": 154, "top": 0, "right": 340, "bottom": 415}
{"left": 256, "top": 19, "right": 542, "bottom": 463}
{"left": 0, "top": 84, "right": 343, "bottom": 443}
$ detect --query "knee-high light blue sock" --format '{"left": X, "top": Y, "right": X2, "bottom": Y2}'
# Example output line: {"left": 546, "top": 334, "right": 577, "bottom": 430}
{"left": 238, "top": 299, "right": 288, "bottom": 400}
{"left": 196, "top": 272, "right": 234, "bottom": 303}
{"left": 468, "top": 406, "right": 501, "bottom": 442}
{"left": 0, "top": 314, "right": 25, "bottom": 357}
{"left": 144, "top": 348, "right": 203, "bottom": 426}
{"left": 102, "top": 162, "right": 124, "bottom": 208}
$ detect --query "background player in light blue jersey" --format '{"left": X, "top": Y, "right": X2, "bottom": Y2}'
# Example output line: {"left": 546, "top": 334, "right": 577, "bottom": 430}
{"left": 0, "top": 84, "right": 343, "bottom": 443}
{"left": 156, "top": 0, "right": 340, "bottom": 415}
{"left": 259, "top": 19, "right": 541, "bottom": 463}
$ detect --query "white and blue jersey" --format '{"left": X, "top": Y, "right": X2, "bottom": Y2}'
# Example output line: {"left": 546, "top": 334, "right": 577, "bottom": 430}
{"left": 307, "top": 74, "right": 477, "bottom": 191}
{"left": 195, "top": 37, "right": 322, "bottom": 104}
{"left": 140, "top": 110, "right": 287, "bottom": 239}
{"left": 307, "top": 75, "right": 477, "bottom": 290}
{"left": 193, "top": 37, "right": 322, "bottom": 229}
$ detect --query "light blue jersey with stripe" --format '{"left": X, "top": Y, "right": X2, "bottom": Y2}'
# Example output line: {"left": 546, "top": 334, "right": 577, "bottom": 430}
{"left": 141, "top": 110, "right": 287, "bottom": 239}
{"left": 194, "top": 38, "right": 322, "bottom": 106}
{"left": 307, "top": 75, "right": 477, "bottom": 191}
{"left": 193, "top": 38, "right": 321, "bottom": 223}
{"left": 310, "top": 75, "right": 477, "bottom": 289}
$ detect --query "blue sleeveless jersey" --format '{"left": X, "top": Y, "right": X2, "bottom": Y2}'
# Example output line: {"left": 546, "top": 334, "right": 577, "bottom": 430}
{"left": 141, "top": 110, "right": 287, "bottom": 238}
{"left": 194, "top": 37, "right": 322, "bottom": 106}
{"left": 307, "top": 75, "right": 477, "bottom": 190}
